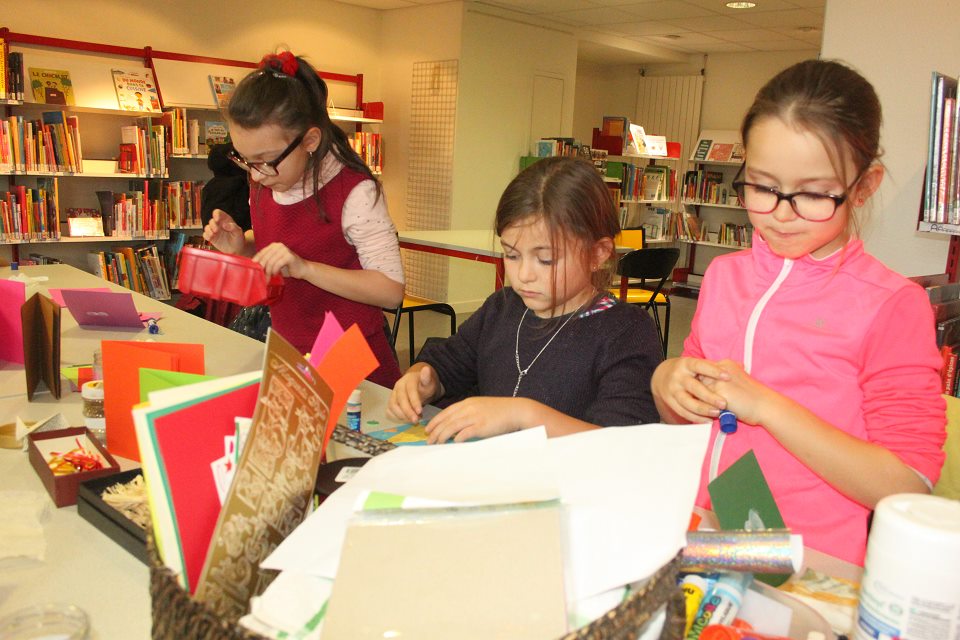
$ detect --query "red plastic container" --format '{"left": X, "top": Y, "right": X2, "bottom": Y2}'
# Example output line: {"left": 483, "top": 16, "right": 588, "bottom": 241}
{"left": 177, "top": 247, "right": 284, "bottom": 306}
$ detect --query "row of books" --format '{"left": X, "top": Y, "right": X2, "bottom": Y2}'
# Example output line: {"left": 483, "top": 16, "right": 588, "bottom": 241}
{"left": 619, "top": 164, "right": 674, "bottom": 202}
{"left": 0, "top": 39, "right": 25, "bottom": 101}
{"left": 96, "top": 182, "right": 168, "bottom": 239}
{"left": 691, "top": 139, "right": 744, "bottom": 163}
{"left": 0, "top": 180, "right": 60, "bottom": 242}
{"left": 120, "top": 117, "right": 167, "bottom": 177}
{"left": 86, "top": 245, "right": 172, "bottom": 300}
{"left": 165, "top": 181, "right": 204, "bottom": 229}
{"left": 0, "top": 111, "right": 83, "bottom": 173}
{"left": 923, "top": 72, "right": 960, "bottom": 224}
{"left": 682, "top": 170, "right": 731, "bottom": 205}
{"left": 669, "top": 211, "right": 752, "bottom": 246}
{"left": 350, "top": 131, "right": 382, "bottom": 173}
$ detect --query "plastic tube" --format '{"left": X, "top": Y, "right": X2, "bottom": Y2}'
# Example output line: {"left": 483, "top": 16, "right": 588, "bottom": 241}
{"left": 681, "top": 573, "right": 712, "bottom": 637}
{"left": 698, "top": 625, "right": 792, "bottom": 640}
{"left": 685, "top": 572, "right": 752, "bottom": 640}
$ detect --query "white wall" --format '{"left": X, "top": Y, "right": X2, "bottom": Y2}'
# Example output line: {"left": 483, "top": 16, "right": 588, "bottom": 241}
{"left": 447, "top": 7, "right": 579, "bottom": 305}
{"left": 572, "top": 61, "right": 642, "bottom": 144}
{"left": 7, "top": 0, "right": 384, "bottom": 97}
{"left": 821, "top": 0, "right": 954, "bottom": 278}
{"left": 380, "top": 2, "right": 465, "bottom": 231}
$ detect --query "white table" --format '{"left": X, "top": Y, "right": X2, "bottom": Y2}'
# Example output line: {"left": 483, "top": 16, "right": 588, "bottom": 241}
{"left": 398, "top": 230, "right": 505, "bottom": 289}
{"left": 0, "top": 264, "right": 266, "bottom": 639}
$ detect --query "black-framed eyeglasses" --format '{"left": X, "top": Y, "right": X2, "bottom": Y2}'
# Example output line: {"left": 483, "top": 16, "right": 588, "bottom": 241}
{"left": 732, "top": 165, "right": 862, "bottom": 222}
{"left": 227, "top": 131, "right": 306, "bottom": 176}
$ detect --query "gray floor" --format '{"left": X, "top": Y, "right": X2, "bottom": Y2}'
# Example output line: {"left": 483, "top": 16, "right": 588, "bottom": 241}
{"left": 388, "top": 291, "right": 698, "bottom": 369}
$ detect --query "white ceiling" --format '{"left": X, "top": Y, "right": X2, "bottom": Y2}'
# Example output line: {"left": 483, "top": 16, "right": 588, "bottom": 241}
{"left": 332, "top": 0, "right": 824, "bottom": 64}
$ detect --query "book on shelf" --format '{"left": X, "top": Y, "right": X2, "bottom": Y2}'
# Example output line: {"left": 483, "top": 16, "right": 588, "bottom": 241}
{"left": 66, "top": 207, "right": 104, "bottom": 237}
{"left": 209, "top": 75, "right": 236, "bottom": 109}
{"left": 693, "top": 138, "right": 712, "bottom": 161}
{"left": 601, "top": 116, "right": 629, "bottom": 143}
{"left": 0, "top": 45, "right": 25, "bottom": 102}
{"left": 706, "top": 143, "right": 734, "bottom": 162}
{"left": 112, "top": 68, "right": 161, "bottom": 113}
{"left": 0, "top": 179, "right": 60, "bottom": 242}
{"left": 351, "top": 131, "right": 382, "bottom": 173}
{"left": 203, "top": 121, "right": 228, "bottom": 150}
{"left": 28, "top": 68, "right": 74, "bottom": 106}
{"left": 924, "top": 72, "right": 960, "bottom": 224}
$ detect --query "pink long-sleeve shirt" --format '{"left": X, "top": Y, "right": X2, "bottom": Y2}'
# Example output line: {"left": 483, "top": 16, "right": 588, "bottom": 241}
{"left": 686, "top": 232, "right": 946, "bottom": 565}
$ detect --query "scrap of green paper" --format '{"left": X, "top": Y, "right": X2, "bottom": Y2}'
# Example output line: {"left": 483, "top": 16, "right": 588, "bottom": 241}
{"left": 139, "top": 368, "right": 216, "bottom": 403}
{"left": 708, "top": 449, "right": 790, "bottom": 587}
{"left": 362, "top": 492, "right": 406, "bottom": 511}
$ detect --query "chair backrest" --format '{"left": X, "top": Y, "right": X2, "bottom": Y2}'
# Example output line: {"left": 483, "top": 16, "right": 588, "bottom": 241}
{"left": 615, "top": 228, "right": 645, "bottom": 251}
{"left": 616, "top": 247, "right": 681, "bottom": 304}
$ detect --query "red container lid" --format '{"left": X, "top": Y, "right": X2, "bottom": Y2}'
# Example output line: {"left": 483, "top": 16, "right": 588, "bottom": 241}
{"left": 177, "top": 247, "right": 283, "bottom": 307}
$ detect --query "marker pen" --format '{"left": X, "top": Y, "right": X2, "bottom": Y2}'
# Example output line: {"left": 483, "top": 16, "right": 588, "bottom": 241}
{"left": 718, "top": 410, "right": 737, "bottom": 434}
{"left": 710, "top": 410, "right": 738, "bottom": 482}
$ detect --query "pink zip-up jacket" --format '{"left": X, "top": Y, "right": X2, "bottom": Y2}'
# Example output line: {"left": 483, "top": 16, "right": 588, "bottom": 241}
{"left": 686, "top": 231, "right": 946, "bottom": 565}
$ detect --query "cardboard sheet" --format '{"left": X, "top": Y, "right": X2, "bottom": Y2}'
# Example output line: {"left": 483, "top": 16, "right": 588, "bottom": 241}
{"left": 21, "top": 292, "right": 61, "bottom": 400}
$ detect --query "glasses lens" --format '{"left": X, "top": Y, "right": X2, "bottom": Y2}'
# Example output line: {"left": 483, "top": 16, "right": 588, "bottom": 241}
{"left": 227, "top": 152, "right": 250, "bottom": 172}
{"left": 253, "top": 163, "right": 280, "bottom": 177}
{"left": 792, "top": 193, "right": 837, "bottom": 221}
{"left": 739, "top": 184, "right": 778, "bottom": 213}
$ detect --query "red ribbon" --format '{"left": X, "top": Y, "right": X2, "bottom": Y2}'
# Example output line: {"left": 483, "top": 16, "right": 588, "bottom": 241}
{"left": 259, "top": 51, "right": 299, "bottom": 76}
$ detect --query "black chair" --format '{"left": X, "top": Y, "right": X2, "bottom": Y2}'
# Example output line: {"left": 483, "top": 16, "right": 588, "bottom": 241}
{"left": 608, "top": 247, "right": 681, "bottom": 356}
{"left": 383, "top": 295, "right": 457, "bottom": 367}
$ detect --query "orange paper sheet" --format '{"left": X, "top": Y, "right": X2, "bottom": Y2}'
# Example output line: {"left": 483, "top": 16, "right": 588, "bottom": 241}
{"left": 314, "top": 324, "right": 378, "bottom": 448}
{"left": 102, "top": 341, "right": 204, "bottom": 460}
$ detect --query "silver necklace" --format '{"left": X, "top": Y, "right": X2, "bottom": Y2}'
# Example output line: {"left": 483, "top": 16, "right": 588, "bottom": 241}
{"left": 513, "top": 301, "right": 587, "bottom": 397}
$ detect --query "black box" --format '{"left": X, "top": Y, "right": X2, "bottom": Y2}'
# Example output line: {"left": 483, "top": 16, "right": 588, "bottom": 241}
{"left": 77, "top": 468, "right": 148, "bottom": 565}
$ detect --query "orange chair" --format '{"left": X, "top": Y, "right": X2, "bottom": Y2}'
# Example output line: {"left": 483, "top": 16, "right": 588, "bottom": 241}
{"left": 608, "top": 247, "right": 680, "bottom": 356}
{"left": 384, "top": 295, "right": 457, "bottom": 367}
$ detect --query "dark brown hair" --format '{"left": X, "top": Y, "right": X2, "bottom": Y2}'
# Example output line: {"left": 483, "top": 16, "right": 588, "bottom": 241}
{"left": 227, "top": 52, "right": 379, "bottom": 220}
{"left": 741, "top": 59, "right": 882, "bottom": 187}
{"left": 495, "top": 156, "right": 620, "bottom": 317}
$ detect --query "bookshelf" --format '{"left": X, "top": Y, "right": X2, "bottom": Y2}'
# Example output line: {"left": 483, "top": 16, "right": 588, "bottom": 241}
{"left": 607, "top": 151, "right": 679, "bottom": 244}
{"left": 0, "top": 28, "right": 383, "bottom": 296}
{"left": 671, "top": 130, "right": 752, "bottom": 293}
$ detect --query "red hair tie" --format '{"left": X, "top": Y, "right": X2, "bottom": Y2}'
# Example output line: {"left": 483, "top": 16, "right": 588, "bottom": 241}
{"left": 259, "top": 51, "right": 299, "bottom": 77}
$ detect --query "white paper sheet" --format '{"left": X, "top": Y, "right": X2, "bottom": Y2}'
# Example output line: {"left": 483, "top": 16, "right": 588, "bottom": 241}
{"left": 263, "top": 423, "right": 710, "bottom": 603}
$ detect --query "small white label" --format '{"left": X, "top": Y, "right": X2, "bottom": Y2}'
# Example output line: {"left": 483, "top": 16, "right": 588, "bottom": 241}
{"left": 334, "top": 466, "right": 362, "bottom": 483}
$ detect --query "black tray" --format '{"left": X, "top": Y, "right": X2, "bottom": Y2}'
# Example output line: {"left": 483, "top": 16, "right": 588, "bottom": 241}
{"left": 77, "top": 468, "right": 148, "bottom": 565}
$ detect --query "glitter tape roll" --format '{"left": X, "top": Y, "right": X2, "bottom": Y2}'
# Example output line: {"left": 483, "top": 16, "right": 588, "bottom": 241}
{"left": 682, "top": 530, "right": 802, "bottom": 574}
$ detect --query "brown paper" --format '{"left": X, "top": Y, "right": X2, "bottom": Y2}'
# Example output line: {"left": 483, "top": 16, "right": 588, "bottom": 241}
{"left": 323, "top": 502, "right": 569, "bottom": 639}
{"left": 21, "top": 292, "right": 61, "bottom": 400}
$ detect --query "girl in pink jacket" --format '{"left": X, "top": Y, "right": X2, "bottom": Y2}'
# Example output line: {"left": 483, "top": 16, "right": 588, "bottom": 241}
{"left": 652, "top": 60, "right": 946, "bottom": 565}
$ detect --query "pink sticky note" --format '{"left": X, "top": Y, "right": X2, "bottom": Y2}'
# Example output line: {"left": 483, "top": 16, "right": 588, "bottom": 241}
{"left": 48, "top": 287, "right": 112, "bottom": 307}
{"left": 0, "top": 278, "right": 26, "bottom": 364}
{"left": 307, "top": 311, "right": 345, "bottom": 368}
{"left": 139, "top": 312, "right": 163, "bottom": 322}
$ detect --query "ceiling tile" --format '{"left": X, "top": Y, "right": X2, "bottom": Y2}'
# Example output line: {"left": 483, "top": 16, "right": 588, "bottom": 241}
{"left": 616, "top": 1, "right": 715, "bottom": 21}
{"left": 661, "top": 14, "right": 752, "bottom": 31}
{"left": 680, "top": 0, "right": 797, "bottom": 11}
{"left": 707, "top": 27, "right": 783, "bottom": 42}
{"left": 611, "top": 20, "right": 693, "bottom": 36}
{"left": 743, "top": 38, "right": 820, "bottom": 51}
{"left": 332, "top": 0, "right": 415, "bottom": 7}
{"left": 482, "top": 0, "right": 592, "bottom": 13}
{"left": 737, "top": 8, "right": 822, "bottom": 28}
{"left": 548, "top": 6, "right": 639, "bottom": 26}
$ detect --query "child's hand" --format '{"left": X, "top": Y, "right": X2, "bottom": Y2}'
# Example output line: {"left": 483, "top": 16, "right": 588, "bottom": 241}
{"left": 203, "top": 209, "right": 245, "bottom": 255}
{"left": 387, "top": 364, "right": 440, "bottom": 423}
{"left": 651, "top": 357, "right": 729, "bottom": 423}
{"left": 710, "top": 360, "right": 779, "bottom": 427}
{"left": 424, "top": 397, "right": 521, "bottom": 444}
{"left": 253, "top": 242, "right": 307, "bottom": 278}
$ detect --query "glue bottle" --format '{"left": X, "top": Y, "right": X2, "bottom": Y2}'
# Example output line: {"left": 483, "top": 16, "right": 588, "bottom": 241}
{"left": 82, "top": 380, "right": 106, "bottom": 444}
{"left": 346, "top": 389, "right": 362, "bottom": 431}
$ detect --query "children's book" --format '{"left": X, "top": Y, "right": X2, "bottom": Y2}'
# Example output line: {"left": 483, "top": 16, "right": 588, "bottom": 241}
{"left": 28, "top": 68, "right": 74, "bottom": 105}
{"left": 209, "top": 75, "right": 236, "bottom": 109}
{"left": 203, "top": 121, "right": 228, "bottom": 148}
{"left": 707, "top": 142, "right": 734, "bottom": 162}
{"left": 111, "top": 68, "right": 161, "bottom": 112}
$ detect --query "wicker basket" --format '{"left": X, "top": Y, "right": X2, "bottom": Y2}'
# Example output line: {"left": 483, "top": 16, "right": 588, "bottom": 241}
{"left": 149, "top": 426, "right": 687, "bottom": 639}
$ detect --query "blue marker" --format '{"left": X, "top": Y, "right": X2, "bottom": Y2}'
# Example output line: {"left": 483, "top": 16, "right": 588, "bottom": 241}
{"left": 146, "top": 318, "right": 161, "bottom": 334}
{"left": 718, "top": 409, "right": 737, "bottom": 434}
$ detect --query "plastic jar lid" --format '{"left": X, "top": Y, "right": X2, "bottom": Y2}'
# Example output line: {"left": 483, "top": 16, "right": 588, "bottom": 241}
{"left": 0, "top": 603, "right": 89, "bottom": 639}
{"left": 81, "top": 380, "right": 104, "bottom": 400}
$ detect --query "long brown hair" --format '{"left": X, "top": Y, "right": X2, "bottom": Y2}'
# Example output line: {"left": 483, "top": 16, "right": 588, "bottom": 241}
{"left": 495, "top": 156, "right": 620, "bottom": 317}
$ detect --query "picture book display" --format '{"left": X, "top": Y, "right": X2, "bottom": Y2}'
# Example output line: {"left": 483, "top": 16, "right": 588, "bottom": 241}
{"left": 209, "top": 76, "right": 236, "bottom": 109}
{"left": 112, "top": 68, "right": 161, "bottom": 112}
{"left": 28, "top": 67, "right": 74, "bottom": 105}
{"left": 203, "top": 121, "right": 228, "bottom": 149}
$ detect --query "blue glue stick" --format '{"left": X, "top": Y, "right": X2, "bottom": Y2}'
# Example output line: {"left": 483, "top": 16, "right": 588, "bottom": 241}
{"left": 718, "top": 410, "right": 737, "bottom": 434}
{"left": 146, "top": 318, "right": 161, "bottom": 334}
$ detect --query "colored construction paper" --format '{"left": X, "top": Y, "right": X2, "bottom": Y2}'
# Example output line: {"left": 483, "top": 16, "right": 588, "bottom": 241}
{"left": 102, "top": 341, "right": 205, "bottom": 460}
{"left": 307, "top": 311, "right": 344, "bottom": 368}
{"left": 0, "top": 278, "right": 26, "bottom": 364}
{"left": 138, "top": 368, "right": 215, "bottom": 403}
{"left": 61, "top": 289, "right": 144, "bottom": 329}
{"left": 21, "top": 292, "right": 61, "bottom": 400}
{"left": 132, "top": 372, "right": 260, "bottom": 594}
{"left": 48, "top": 287, "right": 111, "bottom": 307}
{"left": 313, "top": 323, "right": 378, "bottom": 449}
